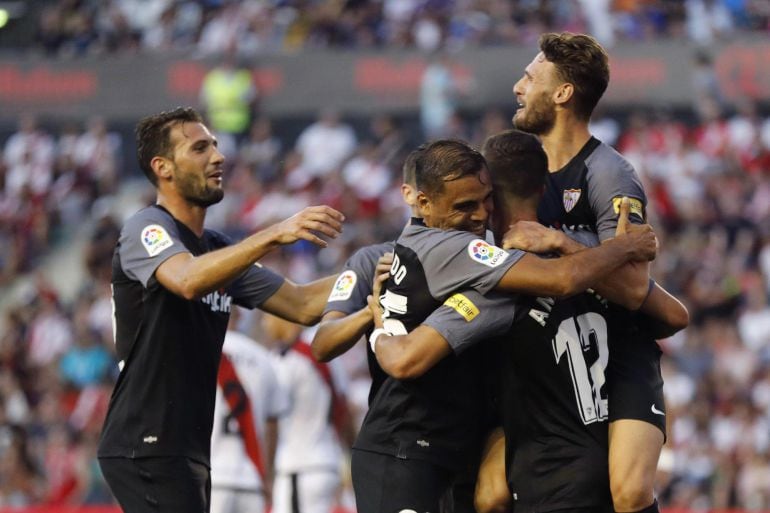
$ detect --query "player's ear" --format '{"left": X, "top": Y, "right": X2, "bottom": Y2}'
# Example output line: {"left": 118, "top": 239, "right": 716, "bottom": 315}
{"left": 416, "top": 191, "right": 431, "bottom": 218}
{"left": 401, "top": 183, "right": 417, "bottom": 207}
{"left": 553, "top": 82, "right": 573, "bottom": 106}
{"left": 151, "top": 155, "right": 173, "bottom": 182}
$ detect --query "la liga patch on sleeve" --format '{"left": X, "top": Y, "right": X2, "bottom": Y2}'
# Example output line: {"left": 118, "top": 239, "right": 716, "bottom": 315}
{"left": 467, "top": 239, "right": 509, "bottom": 268}
{"left": 141, "top": 224, "right": 174, "bottom": 257}
{"left": 327, "top": 270, "right": 357, "bottom": 302}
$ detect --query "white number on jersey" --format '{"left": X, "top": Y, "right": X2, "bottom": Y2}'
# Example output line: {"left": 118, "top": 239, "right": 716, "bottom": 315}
{"left": 551, "top": 313, "right": 609, "bottom": 424}
{"left": 389, "top": 253, "right": 408, "bottom": 285}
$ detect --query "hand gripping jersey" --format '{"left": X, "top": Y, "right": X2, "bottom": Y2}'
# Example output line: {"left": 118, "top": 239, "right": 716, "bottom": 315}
{"left": 537, "top": 136, "right": 646, "bottom": 239}
{"left": 424, "top": 288, "right": 615, "bottom": 513}
{"left": 354, "top": 220, "right": 525, "bottom": 471}
{"left": 537, "top": 136, "right": 666, "bottom": 434}
{"left": 323, "top": 241, "right": 394, "bottom": 405}
{"left": 98, "top": 205, "right": 284, "bottom": 467}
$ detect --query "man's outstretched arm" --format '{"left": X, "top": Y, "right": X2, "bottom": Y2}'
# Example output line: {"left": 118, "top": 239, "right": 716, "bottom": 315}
{"left": 156, "top": 206, "right": 344, "bottom": 300}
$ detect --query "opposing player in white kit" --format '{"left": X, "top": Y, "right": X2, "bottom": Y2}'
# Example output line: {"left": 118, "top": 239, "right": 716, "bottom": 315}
{"left": 211, "top": 307, "right": 288, "bottom": 513}
{"left": 263, "top": 314, "right": 354, "bottom": 513}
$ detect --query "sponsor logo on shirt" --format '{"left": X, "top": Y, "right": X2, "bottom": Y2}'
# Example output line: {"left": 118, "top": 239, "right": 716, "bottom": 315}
{"left": 141, "top": 224, "right": 174, "bottom": 257}
{"left": 201, "top": 289, "right": 232, "bottom": 313}
{"left": 327, "top": 270, "right": 357, "bottom": 302}
{"left": 612, "top": 196, "right": 645, "bottom": 221}
{"left": 467, "top": 240, "right": 509, "bottom": 268}
{"left": 563, "top": 188, "right": 582, "bottom": 212}
{"left": 444, "top": 293, "right": 479, "bottom": 322}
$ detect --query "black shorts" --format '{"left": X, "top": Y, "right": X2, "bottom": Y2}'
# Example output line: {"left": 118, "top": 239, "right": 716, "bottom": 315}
{"left": 440, "top": 463, "right": 478, "bottom": 513}
{"left": 606, "top": 313, "right": 666, "bottom": 437}
{"left": 351, "top": 449, "right": 453, "bottom": 513}
{"left": 99, "top": 456, "right": 211, "bottom": 513}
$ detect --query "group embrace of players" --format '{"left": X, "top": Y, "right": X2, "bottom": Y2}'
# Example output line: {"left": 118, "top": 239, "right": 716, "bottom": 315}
{"left": 97, "top": 31, "right": 689, "bottom": 513}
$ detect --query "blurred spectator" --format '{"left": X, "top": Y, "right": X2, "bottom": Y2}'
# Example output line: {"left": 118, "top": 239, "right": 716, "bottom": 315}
{"left": 26, "top": 290, "right": 73, "bottom": 369}
{"left": 59, "top": 325, "right": 112, "bottom": 390}
{"left": 30, "top": 0, "right": 770, "bottom": 55}
{"left": 3, "top": 115, "right": 55, "bottom": 198}
{"left": 240, "top": 116, "right": 282, "bottom": 181}
{"left": 200, "top": 47, "right": 259, "bottom": 155}
{"left": 341, "top": 141, "right": 393, "bottom": 218}
{"left": 420, "top": 52, "right": 465, "bottom": 139}
{"left": 295, "top": 109, "right": 357, "bottom": 178}
{"left": 72, "top": 116, "right": 122, "bottom": 198}
{"left": 0, "top": 425, "right": 44, "bottom": 507}
{"left": 84, "top": 210, "right": 121, "bottom": 282}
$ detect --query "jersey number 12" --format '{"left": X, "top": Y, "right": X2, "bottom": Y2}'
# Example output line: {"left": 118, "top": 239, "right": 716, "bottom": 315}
{"left": 552, "top": 313, "right": 609, "bottom": 424}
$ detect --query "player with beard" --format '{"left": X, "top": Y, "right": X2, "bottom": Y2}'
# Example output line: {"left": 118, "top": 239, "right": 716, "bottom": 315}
{"left": 352, "top": 140, "right": 658, "bottom": 513}
{"left": 312, "top": 144, "right": 486, "bottom": 513}
{"left": 368, "top": 130, "right": 688, "bottom": 513}
{"left": 97, "top": 107, "right": 344, "bottom": 513}
{"left": 513, "top": 32, "right": 673, "bottom": 513}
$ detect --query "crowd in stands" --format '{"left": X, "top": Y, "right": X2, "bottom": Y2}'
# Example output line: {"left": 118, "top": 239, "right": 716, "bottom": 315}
{"left": 0, "top": 114, "right": 122, "bottom": 285}
{"left": 2, "top": 99, "right": 770, "bottom": 509}
{"left": 29, "top": 0, "right": 770, "bottom": 57}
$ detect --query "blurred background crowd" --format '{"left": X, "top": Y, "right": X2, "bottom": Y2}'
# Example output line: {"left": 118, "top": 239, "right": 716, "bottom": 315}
{"left": 17, "top": 0, "right": 770, "bottom": 57}
{"left": 1, "top": 0, "right": 770, "bottom": 511}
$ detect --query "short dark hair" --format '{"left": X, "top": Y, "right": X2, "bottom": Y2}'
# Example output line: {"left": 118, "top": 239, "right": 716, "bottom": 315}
{"left": 482, "top": 130, "right": 547, "bottom": 200}
{"left": 402, "top": 142, "right": 429, "bottom": 187}
{"left": 135, "top": 107, "right": 203, "bottom": 186}
{"left": 539, "top": 32, "right": 609, "bottom": 120}
{"left": 414, "top": 140, "right": 487, "bottom": 196}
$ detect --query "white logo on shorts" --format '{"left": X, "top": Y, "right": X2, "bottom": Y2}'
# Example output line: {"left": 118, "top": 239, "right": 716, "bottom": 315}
{"left": 651, "top": 404, "right": 665, "bottom": 416}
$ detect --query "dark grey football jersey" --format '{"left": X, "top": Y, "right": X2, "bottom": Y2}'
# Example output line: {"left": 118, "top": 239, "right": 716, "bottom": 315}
{"left": 354, "top": 220, "right": 524, "bottom": 471}
{"left": 98, "top": 205, "right": 284, "bottom": 467}
{"left": 538, "top": 137, "right": 647, "bottom": 241}
{"left": 323, "top": 241, "right": 394, "bottom": 405}
{"left": 424, "top": 287, "right": 614, "bottom": 512}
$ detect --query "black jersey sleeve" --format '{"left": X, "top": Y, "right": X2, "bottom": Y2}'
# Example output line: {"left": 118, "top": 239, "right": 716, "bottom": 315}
{"left": 585, "top": 144, "right": 648, "bottom": 241}
{"left": 229, "top": 263, "right": 286, "bottom": 309}
{"left": 118, "top": 207, "right": 189, "bottom": 288}
{"left": 422, "top": 290, "right": 516, "bottom": 354}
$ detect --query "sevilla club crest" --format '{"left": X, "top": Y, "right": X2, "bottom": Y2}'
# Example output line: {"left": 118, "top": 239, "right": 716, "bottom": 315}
{"left": 563, "top": 189, "right": 582, "bottom": 213}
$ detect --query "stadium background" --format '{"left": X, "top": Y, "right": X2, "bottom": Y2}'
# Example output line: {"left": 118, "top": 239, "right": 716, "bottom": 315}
{"left": 1, "top": 0, "right": 770, "bottom": 511}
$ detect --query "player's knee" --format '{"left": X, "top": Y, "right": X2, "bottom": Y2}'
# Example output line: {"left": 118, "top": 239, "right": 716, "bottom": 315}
{"left": 610, "top": 475, "right": 655, "bottom": 512}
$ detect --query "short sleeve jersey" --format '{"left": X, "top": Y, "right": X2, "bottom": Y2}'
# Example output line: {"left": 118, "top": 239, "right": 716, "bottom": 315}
{"left": 273, "top": 329, "right": 347, "bottom": 473}
{"left": 98, "top": 205, "right": 284, "bottom": 467}
{"left": 423, "top": 289, "right": 614, "bottom": 511}
{"left": 211, "top": 330, "right": 288, "bottom": 491}
{"left": 323, "top": 241, "right": 394, "bottom": 405}
{"left": 537, "top": 137, "right": 647, "bottom": 241}
{"left": 354, "top": 220, "right": 525, "bottom": 471}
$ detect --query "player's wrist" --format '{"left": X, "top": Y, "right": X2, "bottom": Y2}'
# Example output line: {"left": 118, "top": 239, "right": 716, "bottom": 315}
{"left": 369, "top": 327, "right": 392, "bottom": 353}
{"left": 551, "top": 231, "right": 571, "bottom": 254}
{"left": 249, "top": 224, "right": 282, "bottom": 253}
